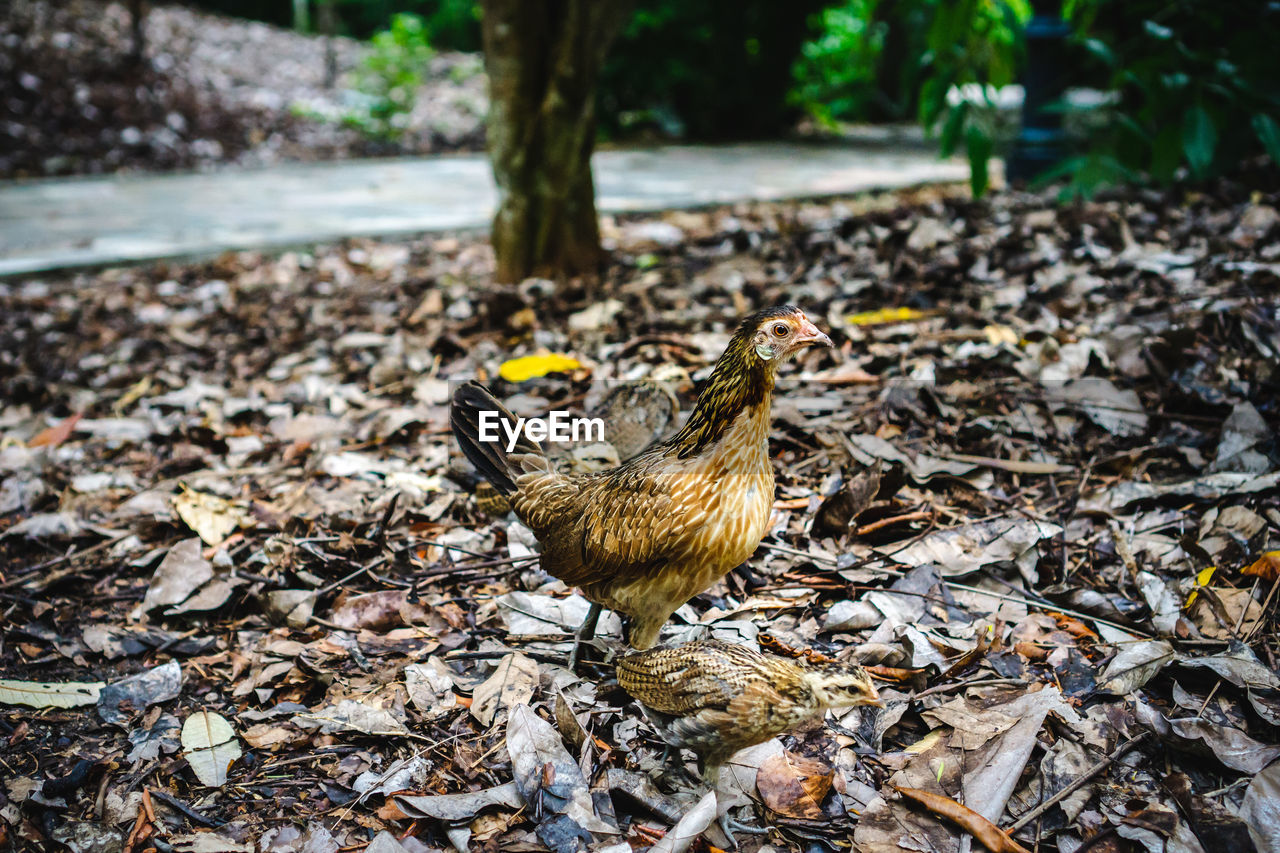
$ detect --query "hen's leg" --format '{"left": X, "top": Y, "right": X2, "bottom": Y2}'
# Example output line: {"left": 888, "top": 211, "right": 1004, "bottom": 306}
{"left": 566, "top": 602, "right": 602, "bottom": 671}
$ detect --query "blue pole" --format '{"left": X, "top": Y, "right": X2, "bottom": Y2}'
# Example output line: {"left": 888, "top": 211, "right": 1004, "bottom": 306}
{"left": 1007, "top": 0, "right": 1070, "bottom": 183}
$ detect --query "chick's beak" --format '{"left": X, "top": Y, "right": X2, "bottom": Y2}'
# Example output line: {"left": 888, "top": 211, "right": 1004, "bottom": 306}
{"left": 795, "top": 317, "right": 833, "bottom": 348}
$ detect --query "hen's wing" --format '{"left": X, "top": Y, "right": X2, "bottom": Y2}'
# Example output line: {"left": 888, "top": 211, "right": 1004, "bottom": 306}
{"left": 511, "top": 452, "right": 713, "bottom": 587}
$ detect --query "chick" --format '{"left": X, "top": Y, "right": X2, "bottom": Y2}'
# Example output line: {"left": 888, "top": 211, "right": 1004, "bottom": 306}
{"left": 617, "top": 639, "right": 881, "bottom": 842}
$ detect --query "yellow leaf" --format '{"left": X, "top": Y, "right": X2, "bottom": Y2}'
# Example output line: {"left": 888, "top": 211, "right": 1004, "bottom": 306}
{"left": 983, "top": 324, "right": 1019, "bottom": 346}
{"left": 905, "top": 729, "right": 945, "bottom": 754}
{"left": 1184, "top": 565, "right": 1217, "bottom": 610}
{"left": 172, "top": 485, "right": 245, "bottom": 546}
{"left": 498, "top": 352, "right": 582, "bottom": 383}
{"left": 846, "top": 306, "right": 927, "bottom": 327}
{"left": 113, "top": 376, "right": 153, "bottom": 416}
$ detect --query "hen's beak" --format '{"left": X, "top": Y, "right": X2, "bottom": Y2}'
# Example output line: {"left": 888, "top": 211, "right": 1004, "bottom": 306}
{"left": 795, "top": 317, "right": 833, "bottom": 348}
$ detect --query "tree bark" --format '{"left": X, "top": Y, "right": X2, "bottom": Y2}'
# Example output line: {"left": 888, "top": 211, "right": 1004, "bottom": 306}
{"left": 481, "top": 0, "right": 632, "bottom": 283}
{"left": 316, "top": 0, "right": 338, "bottom": 89}
{"left": 127, "top": 0, "right": 146, "bottom": 66}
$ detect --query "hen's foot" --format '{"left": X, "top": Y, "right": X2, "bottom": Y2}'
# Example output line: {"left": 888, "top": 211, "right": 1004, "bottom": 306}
{"left": 718, "top": 813, "right": 767, "bottom": 849}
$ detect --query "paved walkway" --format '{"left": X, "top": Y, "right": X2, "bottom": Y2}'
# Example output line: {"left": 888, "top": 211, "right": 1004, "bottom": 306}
{"left": 0, "top": 143, "right": 967, "bottom": 276}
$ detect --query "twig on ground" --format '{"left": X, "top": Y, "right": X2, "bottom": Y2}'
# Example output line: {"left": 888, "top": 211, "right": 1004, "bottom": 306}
{"left": 148, "top": 788, "right": 224, "bottom": 827}
{"left": 0, "top": 533, "right": 132, "bottom": 590}
{"left": 856, "top": 510, "right": 932, "bottom": 536}
{"left": 1007, "top": 733, "right": 1149, "bottom": 834}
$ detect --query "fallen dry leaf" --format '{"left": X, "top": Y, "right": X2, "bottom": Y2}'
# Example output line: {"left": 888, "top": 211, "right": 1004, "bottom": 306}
{"left": 181, "top": 711, "right": 241, "bottom": 788}
{"left": 757, "top": 750, "right": 833, "bottom": 819}
{"left": 1243, "top": 551, "right": 1280, "bottom": 581}
{"left": 171, "top": 486, "right": 246, "bottom": 546}
{"left": 894, "top": 786, "right": 1030, "bottom": 853}
{"left": 470, "top": 652, "right": 538, "bottom": 727}
{"left": 27, "top": 412, "right": 82, "bottom": 448}
{"left": 0, "top": 678, "right": 104, "bottom": 709}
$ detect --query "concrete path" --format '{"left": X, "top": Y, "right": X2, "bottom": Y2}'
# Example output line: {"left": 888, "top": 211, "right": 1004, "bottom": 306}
{"left": 0, "top": 143, "right": 967, "bottom": 276}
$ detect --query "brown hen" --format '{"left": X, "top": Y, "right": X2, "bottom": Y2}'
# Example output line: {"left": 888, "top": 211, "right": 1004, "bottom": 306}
{"left": 472, "top": 379, "right": 680, "bottom": 516}
{"left": 450, "top": 305, "right": 831, "bottom": 663}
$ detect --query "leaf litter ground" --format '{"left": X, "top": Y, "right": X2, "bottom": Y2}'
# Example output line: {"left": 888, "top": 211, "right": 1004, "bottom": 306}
{"left": 1, "top": 176, "right": 1279, "bottom": 853}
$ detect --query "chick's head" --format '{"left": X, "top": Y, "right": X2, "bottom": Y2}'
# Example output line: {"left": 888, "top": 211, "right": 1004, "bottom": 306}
{"left": 803, "top": 659, "right": 883, "bottom": 709}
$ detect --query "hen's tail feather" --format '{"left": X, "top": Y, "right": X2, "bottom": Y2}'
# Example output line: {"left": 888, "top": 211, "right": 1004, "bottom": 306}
{"left": 450, "top": 381, "right": 545, "bottom": 497}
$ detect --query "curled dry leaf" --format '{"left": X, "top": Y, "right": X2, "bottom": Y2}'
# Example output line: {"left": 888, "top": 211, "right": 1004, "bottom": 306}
{"left": 649, "top": 788, "right": 717, "bottom": 853}
{"left": 329, "top": 589, "right": 425, "bottom": 632}
{"left": 893, "top": 786, "right": 1030, "bottom": 853}
{"left": 395, "top": 781, "right": 523, "bottom": 822}
{"left": 1243, "top": 551, "right": 1280, "bottom": 581}
{"left": 470, "top": 652, "right": 538, "bottom": 727}
{"left": 181, "top": 711, "right": 242, "bottom": 788}
{"left": 98, "top": 661, "right": 182, "bottom": 724}
{"left": 1097, "top": 640, "right": 1176, "bottom": 694}
{"left": 263, "top": 589, "right": 316, "bottom": 628}
{"left": 295, "top": 699, "right": 409, "bottom": 736}
{"left": 885, "top": 516, "right": 1062, "bottom": 577}
{"left": 138, "top": 538, "right": 213, "bottom": 614}
{"left": 505, "top": 703, "right": 616, "bottom": 835}
{"left": 756, "top": 750, "right": 833, "bottom": 819}
{"left": 241, "top": 722, "right": 304, "bottom": 750}
{"left": 404, "top": 659, "right": 458, "bottom": 720}
{"left": 1244, "top": 761, "right": 1280, "bottom": 853}
{"left": 171, "top": 486, "right": 246, "bottom": 546}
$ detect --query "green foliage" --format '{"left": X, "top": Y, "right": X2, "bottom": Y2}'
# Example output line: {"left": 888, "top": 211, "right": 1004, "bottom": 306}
{"left": 796, "top": 0, "right": 1278, "bottom": 197}
{"left": 788, "top": 0, "right": 887, "bottom": 129}
{"left": 189, "top": 1, "right": 480, "bottom": 49}
{"left": 333, "top": 0, "right": 480, "bottom": 50}
{"left": 1046, "top": 1, "right": 1280, "bottom": 197}
{"left": 916, "top": 0, "right": 1028, "bottom": 197}
{"left": 790, "top": 0, "right": 1026, "bottom": 194}
{"left": 599, "top": 0, "right": 826, "bottom": 140}
{"left": 343, "top": 12, "right": 433, "bottom": 139}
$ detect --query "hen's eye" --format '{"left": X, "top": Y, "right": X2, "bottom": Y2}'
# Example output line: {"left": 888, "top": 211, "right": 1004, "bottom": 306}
{"left": 771, "top": 323, "right": 789, "bottom": 338}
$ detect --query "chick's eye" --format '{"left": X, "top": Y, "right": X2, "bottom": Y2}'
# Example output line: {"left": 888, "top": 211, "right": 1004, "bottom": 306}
{"left": 771, "top": 323, "right": 789, "bottom": 338}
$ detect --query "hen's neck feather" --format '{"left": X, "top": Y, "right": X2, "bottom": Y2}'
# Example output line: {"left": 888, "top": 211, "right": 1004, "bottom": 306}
{"left": 665, "top": 329, "right": 772, "bottom": 459}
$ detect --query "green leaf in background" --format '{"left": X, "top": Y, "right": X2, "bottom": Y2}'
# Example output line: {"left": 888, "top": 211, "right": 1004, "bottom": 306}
{"left": 1082, "top": 37, "right": 1115, "bottom": 67}
{"left": 965, "top": 123, "right": 993, "bottom": 197}
{"left": 1182, "top": 105, "right": 1218, "bottom": 177}
{"left": 1253, "top": 113, "right": 1280, "bottom": 165}
{"left": 939, "top": 100, "right": 969, "bottom": 157}
{"left": 1150, "top": 124, "right": 1182, "bottom": 182}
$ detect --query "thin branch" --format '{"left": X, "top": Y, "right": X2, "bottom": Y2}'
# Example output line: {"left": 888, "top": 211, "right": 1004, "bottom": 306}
{"left": 1006, "top": 733, "right": 1148, "bottom": 834}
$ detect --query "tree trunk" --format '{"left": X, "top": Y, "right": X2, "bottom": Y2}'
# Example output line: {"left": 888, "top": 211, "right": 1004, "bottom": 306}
{"left": 481, "top": 0, "right": 632, "bottom": 283}
{"left": 127, "top": 0, "right": 146, "bottom": 66}
{"left": 316, "top": 0, "right": 338, "bottom": 89}
{"left": 292, "top": 0, "right": 311, "bottom": 33}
